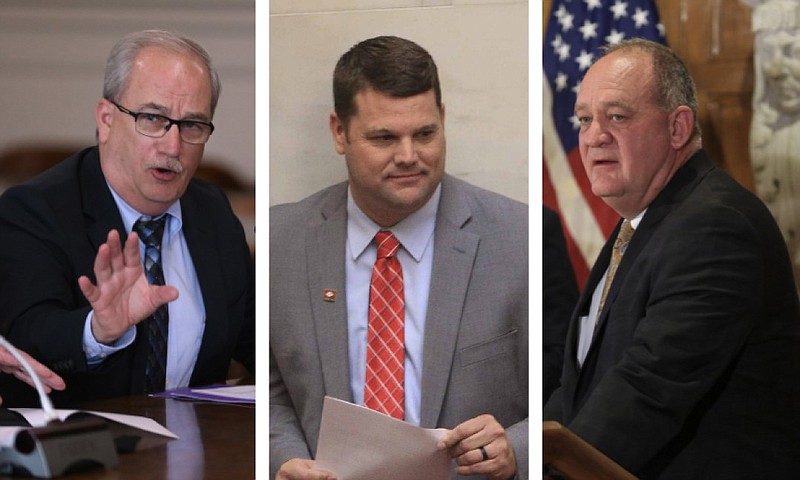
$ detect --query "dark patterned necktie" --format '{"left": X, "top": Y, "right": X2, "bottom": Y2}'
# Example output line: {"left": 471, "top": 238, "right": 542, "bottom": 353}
{"left": 133, "top": 216, "right": 168, "bottom": 393}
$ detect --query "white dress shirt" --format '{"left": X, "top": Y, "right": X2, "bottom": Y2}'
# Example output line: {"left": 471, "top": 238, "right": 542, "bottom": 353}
{"left": 577, "top": 210, "right": 645, "bottom": 366}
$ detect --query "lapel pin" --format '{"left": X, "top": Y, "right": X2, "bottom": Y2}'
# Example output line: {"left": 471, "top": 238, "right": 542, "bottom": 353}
{"left": 323, "top": 289, "right": 337, "bottom": 302}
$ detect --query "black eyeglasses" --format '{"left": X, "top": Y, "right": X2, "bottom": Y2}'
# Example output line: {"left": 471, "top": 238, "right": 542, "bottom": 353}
{"left": 108, "top": 100, "right": 215, "bottom": 145}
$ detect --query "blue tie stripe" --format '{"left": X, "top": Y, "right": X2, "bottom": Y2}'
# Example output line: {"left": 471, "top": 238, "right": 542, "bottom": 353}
{"left": 133, "top": 216, "right": 169, "bottom": 393}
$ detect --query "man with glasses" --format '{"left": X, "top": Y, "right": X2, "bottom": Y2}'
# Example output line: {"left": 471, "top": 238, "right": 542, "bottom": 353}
{"left": 0, "top": 30, "right": 254, "bottom": 407}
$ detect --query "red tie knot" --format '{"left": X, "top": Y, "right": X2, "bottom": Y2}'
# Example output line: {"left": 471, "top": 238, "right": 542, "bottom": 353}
{"left": 375, "top": 230, "right": 400, "bottom": 259}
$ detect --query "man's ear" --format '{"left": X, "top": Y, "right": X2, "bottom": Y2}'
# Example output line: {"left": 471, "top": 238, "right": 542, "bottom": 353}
{"left": 329, "top": 112, "right": 347, "bottom": 155}
{"left": 669, "top": 105, "right": 694, "bottom": 150}
{"left": 96, "top": 99, "right": 114, "bottom": 144}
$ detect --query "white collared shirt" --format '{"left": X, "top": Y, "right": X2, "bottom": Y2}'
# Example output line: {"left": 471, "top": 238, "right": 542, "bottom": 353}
{"left": 577, "top": 209, "right": 646, "bottom": 366}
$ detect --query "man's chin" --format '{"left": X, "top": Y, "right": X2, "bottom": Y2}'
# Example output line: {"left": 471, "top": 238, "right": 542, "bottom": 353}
{"left": 390, "top": 186, "right": 435, "bottom": 208}
{"left": 590, "top": 180, "right": 623, "bottom": 199}
{"left": 139, "top": 189, "right": 185, "bottom": 214}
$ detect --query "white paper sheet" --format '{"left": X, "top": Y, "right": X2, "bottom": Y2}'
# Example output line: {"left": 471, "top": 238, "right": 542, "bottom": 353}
{"left": 0, "top": 408, "right": 178, "bottom": 449}
{"left": 315, "top": 396, "right": 452, "bottom": 480}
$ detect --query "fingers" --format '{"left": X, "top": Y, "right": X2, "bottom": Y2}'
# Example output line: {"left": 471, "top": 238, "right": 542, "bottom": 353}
{"left": 22, "top": 352, "right": 66, "bottom": 391}
{"left": 78, "top": 275, "right": 99, "bottom": 303}
{"left": 276, "top": 458, "right": 337, "bottom": 480}
{"left": 108, "top": 229, "right": 125, "bottom": 272}
{"left": 438, "top": 414, "right": 496, "bottom": 453}
{"left": 11, "top": 367, "right": 47, "bottom": 391}
{"left": 152, "top": 285, "right": 180, "bottom": 308}
{"left": 91, "top": 242, "right": 113, "bottom": 286}
{"left": 455, "top": 442, "right": 497, "bottom": 467}
{"left": 0, "top": 346, "right": 66, "bottom": 393}
{"left": 89, "top": 231, "right": 142, "bottom": 289}
{"left": 84, "top": 230, "right": 129, "bottom": 292}
{"left": 123, "top": 230, "right": 142, "bottom": 268}
{"left": 453, "top": 439, "right": 516, "bottom": 480}
{"left": 84, "top": 228, "right": 168, "bottom": 344}
{"left": 479, "top": 445, "right": 490, "bottom": 463}
{"left": 439, "top": 414, "right": 517, "bottom": 480}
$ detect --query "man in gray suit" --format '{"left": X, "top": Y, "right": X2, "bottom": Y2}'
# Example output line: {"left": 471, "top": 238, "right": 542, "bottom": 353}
{"left": 270, "top": 36, "right": 528, "bottom": 480}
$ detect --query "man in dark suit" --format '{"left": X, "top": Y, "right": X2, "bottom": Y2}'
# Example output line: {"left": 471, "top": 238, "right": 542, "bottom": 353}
{"left": 270, "top": 36, "right": 527, "bottom": 480}
{"left": 543, "top": 206, "right": 577, "bottom": 403}
{"left": 0, "top": 30, "right": 254, "bottom": 407}
{"left": 544, "top": 38, "right": 800, "bottom": 478}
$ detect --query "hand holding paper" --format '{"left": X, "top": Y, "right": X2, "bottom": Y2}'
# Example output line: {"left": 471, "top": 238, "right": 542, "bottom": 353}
{"left": 314, "top": 397, "right": 451, "bottom": 480}
{"left": 275, "top": 458, "right": 336, "bottom": 480}
{"left": 437, "top": 414, "right": 517, "bottom": 480}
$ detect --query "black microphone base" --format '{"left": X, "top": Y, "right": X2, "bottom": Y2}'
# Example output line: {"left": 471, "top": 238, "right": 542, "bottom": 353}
{"left": 0, "top": 416, "right": 118, "bottom": 477}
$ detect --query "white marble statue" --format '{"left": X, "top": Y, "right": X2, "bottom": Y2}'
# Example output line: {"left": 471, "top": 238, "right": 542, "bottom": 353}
{"left": 748, "top": 0, "right": 800, "bottom": 289}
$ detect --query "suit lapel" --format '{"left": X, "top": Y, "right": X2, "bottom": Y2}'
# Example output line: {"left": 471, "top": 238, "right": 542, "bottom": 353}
{"left": 80, "top": 149, "right": 125, "bottom": 252}
{"left": 419, "top": 177, "right": 480, "bottom": 427}
{"left": 593, "top": 152, "right": 710, "bottom": 336}
{"left": 560, "top": 226, "right": 615, "bottom": 417}
{"left": 308, "top": 185, "right": 353, "bottom": 401}
{"left": 180, "top": 189, "right": 228, "bottom": 384}
{"left": 78, "top": 148, "right": 146, "bottom": 391}
{"left": 568, "top": 151, "right": 713, "bottom": 414}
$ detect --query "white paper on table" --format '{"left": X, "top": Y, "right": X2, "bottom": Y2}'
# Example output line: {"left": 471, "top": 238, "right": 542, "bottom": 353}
{"left": 315, "top": 396, "right": 452, "bottom": 480}
{"left": 0, "top": 408, "right": 178, "bottom": 450}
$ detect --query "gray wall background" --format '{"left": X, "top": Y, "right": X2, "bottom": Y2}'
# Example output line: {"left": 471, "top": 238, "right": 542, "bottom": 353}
{"left": 0, "top": 0, "right": 255, "bottom": 184}
{"left": 269, "top": 0, "right": 529, "bottom": 206}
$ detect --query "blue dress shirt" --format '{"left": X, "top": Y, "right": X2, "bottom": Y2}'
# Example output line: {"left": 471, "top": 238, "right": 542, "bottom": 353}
{"left": 346, "top": 185, "right": 440, "bottom": 426}
{"left": 82, "top": 186, "right": 205, "bottom": 390}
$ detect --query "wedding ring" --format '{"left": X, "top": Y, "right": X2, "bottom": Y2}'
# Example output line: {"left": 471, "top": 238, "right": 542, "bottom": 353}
{"left": 479, "top": 446, "right": 489, "bottom": 462}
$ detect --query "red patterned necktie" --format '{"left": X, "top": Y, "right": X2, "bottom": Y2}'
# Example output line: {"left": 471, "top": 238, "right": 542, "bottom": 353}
{"left": 364, "top": 230, "right": 405, "bottom": 419}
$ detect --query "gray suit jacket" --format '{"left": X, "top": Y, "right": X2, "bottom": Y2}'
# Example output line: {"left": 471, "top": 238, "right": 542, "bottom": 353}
{"left": 270, "top": 174, "right": 528, "bottom": 479}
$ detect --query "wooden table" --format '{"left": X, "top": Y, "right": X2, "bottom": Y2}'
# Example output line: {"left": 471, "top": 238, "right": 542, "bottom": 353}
{"left": 1, "top": 395, "right": 255, "bottom": 479}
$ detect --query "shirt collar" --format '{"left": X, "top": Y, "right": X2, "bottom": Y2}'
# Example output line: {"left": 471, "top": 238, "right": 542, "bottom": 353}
{"left": 107, "top": 182, "right": 183, "bottom": 237}
{"left": 347, "top": 184, "right": 441, "bottom": 262}
{"left": 627, "top": 208, "right": 647, "bottom": 230}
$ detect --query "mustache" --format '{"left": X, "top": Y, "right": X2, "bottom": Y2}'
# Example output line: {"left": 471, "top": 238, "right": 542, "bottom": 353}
{"left": 145, "top": 158, "right": 184, "bottom": 174}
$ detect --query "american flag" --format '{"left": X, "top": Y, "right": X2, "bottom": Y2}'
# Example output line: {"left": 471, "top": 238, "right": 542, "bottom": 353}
{"left": 543, "top": 0, "right": 666, "bottom": 287}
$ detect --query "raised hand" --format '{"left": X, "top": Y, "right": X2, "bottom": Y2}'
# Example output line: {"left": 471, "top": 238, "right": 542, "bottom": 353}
{"left": 78, "top": 229, "right": 178, "bottom": 345}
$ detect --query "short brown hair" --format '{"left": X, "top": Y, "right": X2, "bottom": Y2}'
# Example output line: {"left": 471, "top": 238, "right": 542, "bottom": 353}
{"left": 333, "top": 36, "right": 441, "bottom": 127}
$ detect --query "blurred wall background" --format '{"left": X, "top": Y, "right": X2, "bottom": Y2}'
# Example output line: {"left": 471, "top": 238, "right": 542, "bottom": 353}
{"left": 0, "top": 0, "right": 254, "bottom": 185}
{"left": 269, "top": 0, "right": 529, "bottom": 206}
{"left": 0, "top": 0, "right": 255, "bottom": 248}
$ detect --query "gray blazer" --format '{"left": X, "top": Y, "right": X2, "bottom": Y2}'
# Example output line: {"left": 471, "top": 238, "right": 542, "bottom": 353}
{"left": 269, "top": 174, "right": 528, "bottom": 479}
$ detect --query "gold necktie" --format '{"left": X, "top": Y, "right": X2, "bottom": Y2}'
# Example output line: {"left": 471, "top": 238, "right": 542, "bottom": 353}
{"left": 598, "top": 220, "right": 634, "bottom": 315}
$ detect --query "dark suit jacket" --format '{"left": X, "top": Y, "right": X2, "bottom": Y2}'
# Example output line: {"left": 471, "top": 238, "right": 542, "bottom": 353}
{"left": 544, "top": 150, "right": 800, "bottom": 478}
{"left": 0, "top": 146, "right": 255, "bottom": 407}
{"left": 543, "top": 206, "right": 578, "bottom": 404}
{"left": 269, "top": 174, "right": 528, "bottom": 480}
